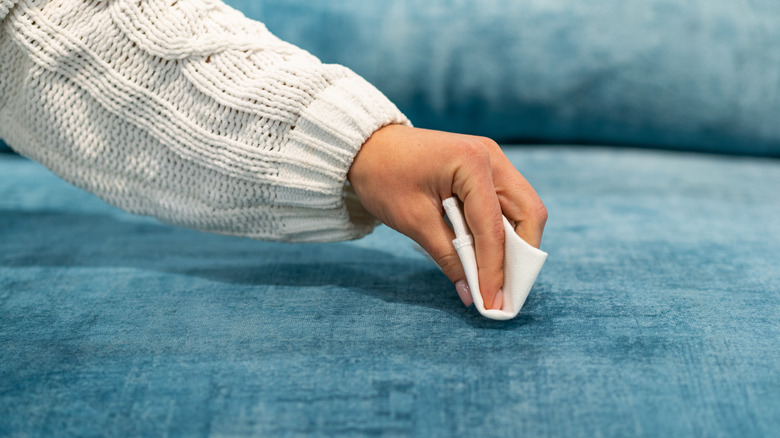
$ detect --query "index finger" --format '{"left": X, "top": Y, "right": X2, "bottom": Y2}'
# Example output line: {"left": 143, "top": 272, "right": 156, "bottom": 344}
{"left": 494, "top": 166, "right": 547, "bottom": 249}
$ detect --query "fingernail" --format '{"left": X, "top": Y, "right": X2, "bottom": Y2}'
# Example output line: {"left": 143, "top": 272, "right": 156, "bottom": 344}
{"left": 455, "top": 280, "right": 473, "bottom": 307}
{"left": 492, "top": 288, "right": 504, "bottom": 310}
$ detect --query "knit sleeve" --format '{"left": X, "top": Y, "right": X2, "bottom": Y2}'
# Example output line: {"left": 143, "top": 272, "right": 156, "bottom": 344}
{"left": 0, "top": 0, "right": 410, "bottom": 242}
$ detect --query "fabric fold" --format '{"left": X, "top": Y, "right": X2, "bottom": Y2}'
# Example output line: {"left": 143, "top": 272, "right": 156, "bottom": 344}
{"left": 442, "top": 197, "right": 548, "bottom": 320}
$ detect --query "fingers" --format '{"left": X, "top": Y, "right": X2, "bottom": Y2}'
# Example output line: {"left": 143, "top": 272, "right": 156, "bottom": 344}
{"left": 462, "top": 193, "right": 504, "bottom": 310}
{"left": 487, "top": 144, "right": 548, "bottom": 249}
{"left": 405, "top": 207, "right": 470, "bottom": 305}
{"left": 448, "top": 137, "right": 546, "bottom": 312}
{"left": 513, "top": 204, "right": 547, "bottom": 248}
{"left": 455, "top": 280, "right": 473, "bottom": 307}
{"left": 347, "top": 125, "right": 545, "bottom": 313}
{"left": 495, "top": 180, "right": 547, "bottom": 249}
{"left": 452, "top": 144, "right": 505, "bottom": 310}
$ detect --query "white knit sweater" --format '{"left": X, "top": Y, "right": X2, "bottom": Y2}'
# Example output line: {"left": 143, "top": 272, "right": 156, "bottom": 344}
{"left": 0, "top": 0, "right": 410, "bottom": 242}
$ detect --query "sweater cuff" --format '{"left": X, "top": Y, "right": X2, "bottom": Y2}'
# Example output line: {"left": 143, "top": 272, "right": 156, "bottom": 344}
{"left": 279, "top": 67, "right": 411, "bottom": 241}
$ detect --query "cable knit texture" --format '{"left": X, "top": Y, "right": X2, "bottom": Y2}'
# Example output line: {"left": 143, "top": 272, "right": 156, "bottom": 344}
{"left": 0, "top": 0, "right": 409, "bottom": 242}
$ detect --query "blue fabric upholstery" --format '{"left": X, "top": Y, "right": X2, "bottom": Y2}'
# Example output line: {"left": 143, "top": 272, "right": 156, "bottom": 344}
{"left": 4, "top": 0, "right": 779, "bottom": 156}
{"left": 2, "top": 1, "right": 779, "bottom": 434}
{"left": 224, "top": 0, "right": 780, "bottom": 156}
{"left": 2, "top": 149, "right": 779, "bottom": 436}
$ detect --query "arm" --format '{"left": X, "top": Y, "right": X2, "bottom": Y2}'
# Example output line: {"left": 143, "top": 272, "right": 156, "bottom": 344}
{"left": 0, "top": 0, "right": 547, "bottom": 307}
{"left": 0, "top": 0, "right": 408, "bottom": 242}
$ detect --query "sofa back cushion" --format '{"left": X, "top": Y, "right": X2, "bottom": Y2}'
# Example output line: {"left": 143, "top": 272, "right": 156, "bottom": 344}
{"left": 3, "top": 1, "right": 777, "bottom": 156}
{"left": 226, "top": 0, "right": 780, "bottom": 156}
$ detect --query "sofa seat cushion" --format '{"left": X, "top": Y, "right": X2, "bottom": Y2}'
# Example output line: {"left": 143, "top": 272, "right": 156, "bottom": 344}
{"left": 1, "top": 146, "right": 779, "bottom": 436}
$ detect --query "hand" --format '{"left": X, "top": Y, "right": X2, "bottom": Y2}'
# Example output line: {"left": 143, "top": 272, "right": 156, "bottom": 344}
{"left": 347, "top": 125, "right": 547, "bottom": 309}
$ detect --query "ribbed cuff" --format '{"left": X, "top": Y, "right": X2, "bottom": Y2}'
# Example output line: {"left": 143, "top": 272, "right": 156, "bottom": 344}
{"left": 276, "top": 66, "right": 412, "bottom": 241}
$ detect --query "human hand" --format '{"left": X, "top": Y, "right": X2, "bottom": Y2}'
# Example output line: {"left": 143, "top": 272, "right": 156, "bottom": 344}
{"left": 347, "top": 125, "right": 547, "bottom": 309}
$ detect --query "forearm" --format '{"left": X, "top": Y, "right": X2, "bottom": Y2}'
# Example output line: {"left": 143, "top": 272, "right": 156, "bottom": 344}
{"left": 0, "top": 0, "right": 409, "bottom": 242}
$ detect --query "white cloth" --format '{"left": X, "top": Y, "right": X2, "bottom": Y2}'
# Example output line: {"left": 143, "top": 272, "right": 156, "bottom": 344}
{"left": 443, "top": 197, "right": 548, "bottom": 320}
{"left": 0, "top": 0, "right": 409, "bottom": 242}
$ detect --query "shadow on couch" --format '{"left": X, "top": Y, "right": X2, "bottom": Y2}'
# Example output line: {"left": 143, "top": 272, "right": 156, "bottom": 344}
{"left": 0, "top": 208, "right": 543, "bottom": 329}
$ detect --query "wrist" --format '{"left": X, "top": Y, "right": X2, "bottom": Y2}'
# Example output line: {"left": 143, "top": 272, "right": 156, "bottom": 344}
{"left": 348, "top": 124, "right": 412, "bottom": 184}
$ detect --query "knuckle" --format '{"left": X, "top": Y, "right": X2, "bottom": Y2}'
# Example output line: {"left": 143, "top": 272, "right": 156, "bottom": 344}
{"left": 476, "top": 136, "right": 501, "bottom": 151}
{"left": 434, "top": 252, "right": 463, "bottom": 277}
{"left": 533, "top": 201, "right": 549, "bottom": 228}
{"left": 457, "top": 139, "right": 491, "bottom": 167}
{"left": 473, "top": 215, "right": 505, "bottom": 245}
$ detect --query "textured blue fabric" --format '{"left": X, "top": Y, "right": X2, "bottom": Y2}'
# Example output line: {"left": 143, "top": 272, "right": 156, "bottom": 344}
{"left": 224, "top": 0, "right": 780, "bottom": 156}
{"left": 2, "top": 148, "right": 779, "bottom": 436}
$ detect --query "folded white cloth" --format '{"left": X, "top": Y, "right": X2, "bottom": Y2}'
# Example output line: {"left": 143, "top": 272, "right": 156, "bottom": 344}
{"left": 442, "top": 197, "right": 548, "bottom": 320}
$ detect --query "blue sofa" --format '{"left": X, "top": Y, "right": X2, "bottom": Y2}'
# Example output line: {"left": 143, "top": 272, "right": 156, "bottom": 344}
{"left": 2, "top": 1, "right": 779, "bottom": 436}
